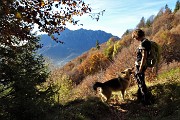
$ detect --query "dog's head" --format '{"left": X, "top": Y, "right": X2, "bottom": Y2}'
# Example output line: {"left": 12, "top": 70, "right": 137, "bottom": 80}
{"left": 121, "top": 67, "right": 134, "bottom": 79}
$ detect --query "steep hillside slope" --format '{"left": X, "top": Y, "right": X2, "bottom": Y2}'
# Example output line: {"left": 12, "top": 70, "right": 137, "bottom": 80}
{"left": 39, "top": 28, "right": 118, "bottom": 66}
{"left": 48, "top": 8, "right": 180, "bottom": 120}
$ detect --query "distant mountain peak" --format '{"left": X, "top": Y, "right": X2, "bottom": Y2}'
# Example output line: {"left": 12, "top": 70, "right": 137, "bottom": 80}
{"left": 39, "top": 28, "right": 119, "bottom": 67}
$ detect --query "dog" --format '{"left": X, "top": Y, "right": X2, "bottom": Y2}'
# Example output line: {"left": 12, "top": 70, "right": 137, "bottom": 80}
{"left": 93, "top": 68, "right": 134, "bottom": 102}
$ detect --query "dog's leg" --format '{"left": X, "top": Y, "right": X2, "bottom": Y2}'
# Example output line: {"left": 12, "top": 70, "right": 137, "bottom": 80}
{"left": 102, "top": 88, "right": 112, "bottom": 102}
{"left": 121, "top": 90, "right": 125, "bottom": 101}
{"left": 100, "top": 93, "right": 107, "bottom": 102}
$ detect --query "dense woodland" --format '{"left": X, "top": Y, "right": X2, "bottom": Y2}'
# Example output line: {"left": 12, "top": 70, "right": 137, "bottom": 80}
{"left": 0, "top": 0, "right": 180, "bottom": 120}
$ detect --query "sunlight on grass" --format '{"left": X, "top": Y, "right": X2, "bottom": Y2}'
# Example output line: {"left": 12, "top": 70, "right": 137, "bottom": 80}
{"left": 158, "top": 68, "right": 180, "bottom": 82}
{"left": 51, "top": 67, "right": 180, "bottom": 120}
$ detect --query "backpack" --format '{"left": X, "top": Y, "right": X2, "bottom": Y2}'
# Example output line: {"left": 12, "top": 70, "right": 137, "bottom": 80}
{"left": 146, "top": 40, "right": 160, "bottom": 68}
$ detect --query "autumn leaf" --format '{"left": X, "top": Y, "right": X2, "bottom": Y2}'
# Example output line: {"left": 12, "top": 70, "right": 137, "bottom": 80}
{"left": 40, "top": 1, "right": 45, "bottom": 7}
{"left": 15, "top": 12, "right": 21, "bottom": 19}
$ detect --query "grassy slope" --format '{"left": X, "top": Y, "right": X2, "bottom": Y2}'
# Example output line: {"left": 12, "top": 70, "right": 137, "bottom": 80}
{"left": 48, "top": 10, "right": 180, "bottom": 120}
{"left": 49, "top": 68, "right": 179, "bottom": 120}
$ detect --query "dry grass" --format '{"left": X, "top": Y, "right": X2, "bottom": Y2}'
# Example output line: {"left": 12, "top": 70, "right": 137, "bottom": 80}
{"left": 47, "top": 9, "right": 180, "bottom": 119}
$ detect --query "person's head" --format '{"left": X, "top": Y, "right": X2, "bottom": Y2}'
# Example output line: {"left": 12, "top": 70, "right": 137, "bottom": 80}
{"left": 132, "top": 29, "right": 145, "bottom": 41}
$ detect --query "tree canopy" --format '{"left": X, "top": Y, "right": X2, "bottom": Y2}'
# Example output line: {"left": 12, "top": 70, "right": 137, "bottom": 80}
{"left": 174, "top": 0, "right": 180, "bottom": 12}
{"left": 0, "top": 0, "right": 101, "bottom": 45}
{"left": 0, "top": 0, "right": 101, "bottom": 119}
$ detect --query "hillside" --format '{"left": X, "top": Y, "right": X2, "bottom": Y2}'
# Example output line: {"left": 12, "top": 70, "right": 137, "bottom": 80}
{"left": 39, "top": 28, "right": 118, "bottom": 66}
{"left": 48, "top": 8, "right": 180, "bottom": 120}
{"left": 48, "top": 68, "right": 180, "bottom": 120}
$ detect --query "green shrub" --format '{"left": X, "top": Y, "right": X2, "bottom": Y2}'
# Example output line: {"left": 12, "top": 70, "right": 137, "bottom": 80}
{"left": 55, "top": 75, "right": 74, "bottom": 104}
{"left": 113, "top": 41, "right": 121, "bottom": 58}
{"left": 104, "top": 45, "right": 114, "bottom": 60}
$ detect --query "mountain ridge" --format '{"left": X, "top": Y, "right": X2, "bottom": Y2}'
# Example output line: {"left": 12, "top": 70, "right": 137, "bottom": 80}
{"left": 39, "top": 28, "right": 119, "bottom": 66}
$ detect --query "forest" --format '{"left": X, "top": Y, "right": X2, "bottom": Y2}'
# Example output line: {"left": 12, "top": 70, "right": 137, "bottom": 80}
{"left": 0, "top": 0, "right": 180, "bottom": 120}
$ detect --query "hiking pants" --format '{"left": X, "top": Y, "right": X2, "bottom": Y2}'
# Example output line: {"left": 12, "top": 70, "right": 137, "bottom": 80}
{"left": 135, "top": 65, "right": 148, "bottom": 103}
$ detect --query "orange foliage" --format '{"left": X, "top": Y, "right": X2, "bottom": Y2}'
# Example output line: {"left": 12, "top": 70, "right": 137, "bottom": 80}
{"left": 152, "top": 13, "right": 174, "bottom": 35}
{"left": 78, "top": 52, "right": 110, "bottom": 75}
{"left": 172, "top": 11, "right": 180, "bottom": 27}
{"left": 63, "top": 62, "right": 75, "bottom": 72}
{"left": 104, "top": 41, "right": 137, "bottom": 80}
{"left": 153, "top": 28, "right": 180, "bottom": 64}
{"left": 51, "top": 6, "right": 180, "bottom": 100}
{"left": 119, "top": 34, "right": 133, "bottom": 47}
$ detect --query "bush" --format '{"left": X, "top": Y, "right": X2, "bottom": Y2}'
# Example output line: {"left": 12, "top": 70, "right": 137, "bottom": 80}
{"left": 104, "top": 44, "right": 114, "bottom": 60}
{"left": 53, "top": 75, "right": 74, "bottom": 105}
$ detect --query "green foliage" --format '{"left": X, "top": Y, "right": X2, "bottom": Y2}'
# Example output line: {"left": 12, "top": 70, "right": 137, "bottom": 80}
{"left": 48, "top": 67, "right": 180, "bottom": 120}
{"left": 137, "top": 17, "right": 145, "bottom": 28}
{"left": 174, "top": 0, "right": 180, "bottom": 13}
{"left": 150, "top": 68, "right": 180, "bottom": 119}
{"left": 106, "top": 37, "right": 115, "bottom": 46}
{"left": 53, "top": 2, "right": 180, "bottom": 119}
{"left": 104, "top": 44, "right": 114, "bottom": 60}
{"left": 96, "top": 40, "right": 100, "bottom": 50}
{"left": 113, "top": 41, "right": 121, "bottom": 58}
{"left": 165, "top": 4, "right": 172, "bottom": 14}
{"left": 158, "top": 68, "right": 180, "bottom": 82}
{"left": 104, "top": 39, "right": 123, "bottom": 59}
{"left": 55, "top": 75, "right": 74, "bottom": 105}
{"left": 150, "top": 82, "right": 180, "bottom": 119}
{"left": 57, "top": 98, "right": 116, "bottom": 120}
{"left": 118, "top": 67, "right": 180, "bottom": 120}
{"left": 41, "top": 2, "right": 180, "bottom": 119}
{"left": 0, "top": 37, "right": 56, "bottom": 120}
{"left": 104, "top": 37, "right": 117, "bottom": 59}
{"left": 0, "top": 0, "right": 104, "bottom": 119}
{"left": 146, "top": 40, "right": 161, "bottom": 68}
{"left": 0, "top": 0, "right": 94, "bottom": 43}
{"left": 122, "top": 29, "right": 131, "bottom": 37}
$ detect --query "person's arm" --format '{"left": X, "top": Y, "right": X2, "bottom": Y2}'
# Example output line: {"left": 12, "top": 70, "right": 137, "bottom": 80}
{"left": 139, "top": 49, "right": 147, "bottom": 73}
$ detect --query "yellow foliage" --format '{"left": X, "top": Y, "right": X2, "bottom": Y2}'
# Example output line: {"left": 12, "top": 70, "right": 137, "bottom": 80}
{"left": 104, "top": 45, "right": 114, "bottom": 59}
{"left": 54, "top": 75, "right": 74, "bottom": 104}
{"left": 78, "top": 52, "right": 109, "bottom": 75}
{"left": 40, "top": 1, "right": 45, "bottom": 7}
{"left": 15, "top": 12, "right": 21, "bottom": 19}
{"left": 113, "top": 41, "right": 121, "bottom": 58}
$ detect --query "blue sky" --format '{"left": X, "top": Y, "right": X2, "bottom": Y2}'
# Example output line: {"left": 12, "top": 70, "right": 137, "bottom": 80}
{"left": 66, "top": 0, "right": 177, "bottom": 37}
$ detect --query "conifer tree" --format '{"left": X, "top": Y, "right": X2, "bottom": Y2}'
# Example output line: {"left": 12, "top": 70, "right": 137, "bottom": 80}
{"left": 146, "top": 15, "right": 154, "bottom": 27}
{"left": 0, "top": 1, "right": 102, "bottom": 119}
{"left": 0, "top": 0, "right": 102, "bottom": 44}
{"left": 96, "top": 40, "right": 100, "bottom": 50}
{"left": 174, "top": 0, "right": 180, "bottom": 13}
{"left": 122, "top": 29, "right": 130, "bottom": 36}
{"left": 156, "top": 7, "right": 164, "bottom": 18}
{"left": 165, "top": 4, "right": 172, "bottom": 14}
{"left": 137, "top": 17, "right": 145, "bottom": 28}
{"left": 0, "top": 36, "right": 56, "bottom": 120}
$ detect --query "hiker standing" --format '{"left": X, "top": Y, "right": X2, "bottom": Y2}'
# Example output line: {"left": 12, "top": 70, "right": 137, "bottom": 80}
{"left": 132, "top": 29, "right": 152, "bottom": 105}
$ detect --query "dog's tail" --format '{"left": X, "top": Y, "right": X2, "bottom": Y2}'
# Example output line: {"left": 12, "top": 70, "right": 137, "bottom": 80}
{"left": 93, "top": 82, "right": 103, "bottom": 90}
